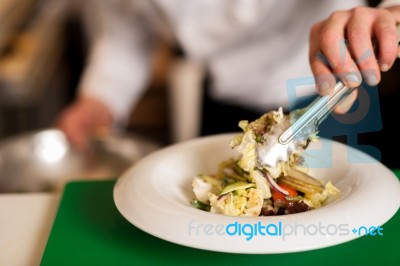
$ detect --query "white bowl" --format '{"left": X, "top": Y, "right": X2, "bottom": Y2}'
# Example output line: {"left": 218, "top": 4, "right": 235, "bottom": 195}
{"left": 114, "top": 133, "right": 400, "bottom": 254}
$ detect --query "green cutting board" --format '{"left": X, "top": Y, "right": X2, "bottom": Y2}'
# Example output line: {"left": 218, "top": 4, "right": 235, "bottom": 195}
{"left": 41, "top": 177, "right": 399, "bottom": 266}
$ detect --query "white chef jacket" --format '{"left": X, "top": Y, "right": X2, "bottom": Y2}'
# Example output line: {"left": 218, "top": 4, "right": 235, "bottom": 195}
{"left": 76, "top": 0, "right": 399, "bottom": 126}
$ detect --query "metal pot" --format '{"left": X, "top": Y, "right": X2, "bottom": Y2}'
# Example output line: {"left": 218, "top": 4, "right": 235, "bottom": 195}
{"left": 0, "top": 128, "right": 160, "bottom": 192}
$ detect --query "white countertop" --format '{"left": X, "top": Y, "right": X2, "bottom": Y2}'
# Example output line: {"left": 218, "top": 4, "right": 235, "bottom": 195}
{"left": 0, "top": 193, "right": 60, "bottom": 266}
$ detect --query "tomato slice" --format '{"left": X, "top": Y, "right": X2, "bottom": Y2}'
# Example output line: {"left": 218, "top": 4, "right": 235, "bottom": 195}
{"left": 272, "top": 183, "right": 298, "bottom": 202}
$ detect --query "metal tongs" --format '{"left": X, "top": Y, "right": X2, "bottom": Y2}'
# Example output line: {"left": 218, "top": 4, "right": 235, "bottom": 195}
{"left": 279, "top": 81, "right": 354, "bottom": 146}
{"left": 257, "top": 81, "right": 356, "bottom": 168}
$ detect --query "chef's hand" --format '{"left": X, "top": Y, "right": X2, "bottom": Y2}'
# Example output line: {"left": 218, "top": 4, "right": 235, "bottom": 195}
{"left": 309, "top": 6, "right": 400, "bottom": 113}
{"left": 55, "top": 97, "right": 113, "bottom": 151}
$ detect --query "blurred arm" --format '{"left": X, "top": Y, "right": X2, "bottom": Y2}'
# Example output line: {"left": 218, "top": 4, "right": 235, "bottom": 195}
{"left": 77, "top": 0, "right": 155, "bottom": 127}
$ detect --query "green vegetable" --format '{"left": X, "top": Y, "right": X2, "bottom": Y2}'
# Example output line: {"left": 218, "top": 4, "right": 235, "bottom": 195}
{"left": 191, "top": 199, "right": 211, "bottom": 211}
{"left": 284, "top": 195, "right": 303, "bottom": 201}
{"left": 220, "top": 182, "right": 255, "bottom": 195}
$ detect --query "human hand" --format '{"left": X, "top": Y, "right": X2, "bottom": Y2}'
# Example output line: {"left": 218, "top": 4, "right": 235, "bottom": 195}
{"left": 55, "top": 97, "right": 113, "bottom": 151}
{"left": 309, "top": 6, "right": 400, "bottom": 113}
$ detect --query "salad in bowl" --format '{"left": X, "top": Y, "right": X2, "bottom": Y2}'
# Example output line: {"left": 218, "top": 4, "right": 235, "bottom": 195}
{"left": 191, "top": 108, "right": 340, "bottom": 217}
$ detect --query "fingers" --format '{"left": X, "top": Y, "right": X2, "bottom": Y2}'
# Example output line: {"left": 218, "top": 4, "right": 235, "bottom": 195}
{"left": 55, "top": 106, "right": 91, "bottom": 151}
{"left": 54, "top": 98, "right": 113, "bottom": 152}
{"left": 373, "top": 10, "right": 398, "bottom": 72}
{"left": 346, "top": 7, "right": 380, "bottom": 86}
{"left": 309, "top": 22, "right": 337, "bottom": 95}
{"left": 310, "top": 6, "right": 399, "bottom": 115}
{"left": 311, "top": 7, "right": 399, "bottom": 88}
{"left": 334, "top": 89, "right": 358, "bottom": 114}
{"left": 310, "top": 10, "right": 362, "bottom": 95}
{"left": 321, "top": 10, "right": 363, "bottom": 88}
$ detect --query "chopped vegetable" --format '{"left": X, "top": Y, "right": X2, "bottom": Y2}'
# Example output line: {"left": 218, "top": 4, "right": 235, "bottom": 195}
{"left": 191, "top": 108, "right": 340, "bottom": 216}
{"left": 191, "top": 199, "right": 211, "bottom": 211}
{"left": 271, "top": 183, "right": 298, "bottom": 203}
{"left": 220, "top": 182, "right": 255, "bottom": 195}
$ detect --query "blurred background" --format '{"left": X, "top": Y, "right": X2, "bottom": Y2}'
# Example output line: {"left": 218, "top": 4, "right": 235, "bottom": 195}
{"left": 0, "top": 0, "right": 399, "bottom": 193}
{"left": 0, "top": 0, "right": 169, "bottom": 192}
{"left": 0, "top": 0, "right": 174, "bottom": 143}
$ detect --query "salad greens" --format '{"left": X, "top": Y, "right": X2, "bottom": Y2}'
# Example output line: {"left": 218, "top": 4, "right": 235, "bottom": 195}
{"left": 191, "top": 108, "right": 340, "bottom": 217}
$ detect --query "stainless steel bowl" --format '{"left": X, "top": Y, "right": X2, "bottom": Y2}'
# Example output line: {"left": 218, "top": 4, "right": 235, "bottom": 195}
{"left": 0, "top": 129, "right": 161, "bottom": 192}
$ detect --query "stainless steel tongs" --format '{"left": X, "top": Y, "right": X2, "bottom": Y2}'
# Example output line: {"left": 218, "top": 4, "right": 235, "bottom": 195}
{"left": 256, "top": 81, "right": 356, "bottom": 168}
{"left": 278, "top": 81, "right": 354, "bottom": 146}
